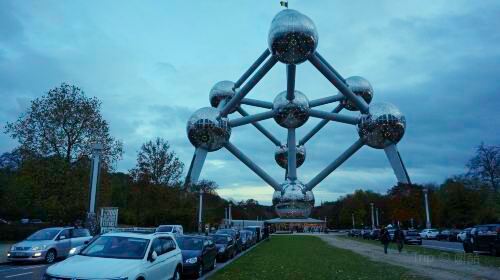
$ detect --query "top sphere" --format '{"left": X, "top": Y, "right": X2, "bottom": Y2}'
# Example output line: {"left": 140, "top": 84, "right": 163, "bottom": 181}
{"left": 186, "top": 107, "right": 231, "bottom": 152}
{"left": 209, "top": 81, "right": 236, "bottom": 113}
{"left": 268, "top": 9, "right": 318, "bottom": 65}
{"left": 357, "top": 102, "right": 406, "bottom": 149}
{"left": 341, "top": 76, "right": 374, "bottom": 111}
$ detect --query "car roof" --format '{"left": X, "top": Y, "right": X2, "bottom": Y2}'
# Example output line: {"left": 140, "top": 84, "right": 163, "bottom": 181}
{"left": 41, "top": 227, "right": 73, "bottom": 230}
{"left": 102, "top": 231, "right": 173, "bottom": 239}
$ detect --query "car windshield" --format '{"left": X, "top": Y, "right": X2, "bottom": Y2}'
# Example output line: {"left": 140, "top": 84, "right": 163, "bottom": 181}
{"left": 176, "top": 237, "right": 203, "bottom": 250}
{"left": 157, "top": 226, "right": 173, "bottom": 232}
{"left": 26, "top": 229, "right": 60, "bottom": 241}
{"left": 214, "top": 236, "right": 229, "bottom": 244}
{"left": 80, "top": 236, "right": 149, "bottom": 259}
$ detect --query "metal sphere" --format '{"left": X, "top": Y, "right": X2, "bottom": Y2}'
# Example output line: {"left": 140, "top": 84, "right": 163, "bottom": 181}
{"left": 273, "top": 90, "right": 310, "bottom": 128}
{"left": 357, "top": 102, "right": 406, "bottom": 149}
{"left": 186, "top": 107, "right": 231, "bottom": 152}
{"left": 273, "top": 180, "right": 315, "bottom": 218}
{"left": 209, "top": 81, "right": 236, "bottom": 113}
{"left": 341, "top": 76, "right": 374, "bottom": 111}
{"left": 274, "top": 144, "right": 306, "bottom": 169}
{"left": 268, "top": 9, "right": 318, "bottom": 64}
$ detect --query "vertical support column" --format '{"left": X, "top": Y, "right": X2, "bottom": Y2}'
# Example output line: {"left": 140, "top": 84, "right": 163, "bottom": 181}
{"left": 286, "top": 64, "right": 296, "bottom": 101}
{"left": 86, "top": 143, "right": 103, "bottom": 235}
{"left": 229, "top": 203, "right": 232, "bottom": 228}
{"left": 352, "top": 213, "right": 355, "bottom": 229}
{"left": 198, "top": 189, "right": 203, "bottom": 233}
{"left": 224, "top": 207, "right": 228, "bottom": 228}
{"left": 376, "top": 208, "right": 380, "bottom": 228}
{"left": 287, "top": 129, "right": 297, "bottom": 181}
{"left": 370, "top": 203, "right": 375, "bottom": 230}
{"left": 423, "top": 188, "right": 431, "bottom": 229}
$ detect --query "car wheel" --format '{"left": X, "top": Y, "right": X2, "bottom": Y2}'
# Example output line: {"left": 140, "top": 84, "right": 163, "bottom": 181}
{"left": 45, "top": 249, "right": 56, "bottom": 264}
{"left": 172, "top": 267, "right": 181, "bottom": 280}
{"left": 197, "top": 264, "right": 204, "bottom": 278}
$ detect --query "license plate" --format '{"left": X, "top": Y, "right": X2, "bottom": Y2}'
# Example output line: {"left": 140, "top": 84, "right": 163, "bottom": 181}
{"left": 13, "top": 252, "right": 28, "bottom": 257}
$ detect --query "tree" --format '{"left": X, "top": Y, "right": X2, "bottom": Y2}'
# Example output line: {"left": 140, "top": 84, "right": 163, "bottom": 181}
{"left": 130, "top": 137, "right": 184, "bottom": 186}
{"left": 467, "top": 143, "right": 500, "bottom": 192}
{"left": 4, "top": 83, "right": 123, "bottom": 165}
{"left": 190, "top": 179, "right": 218, "bottom": 194}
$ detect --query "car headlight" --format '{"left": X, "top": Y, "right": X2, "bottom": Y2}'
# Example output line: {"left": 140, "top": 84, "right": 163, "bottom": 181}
{"left": 69, "top": 247, "right": 78, "bottom": 255}
{"left": 218, "top": 247, "right": 225, "bottom": 253}
{"left": 185, "top": 257, "right": 198, "bottom": 264}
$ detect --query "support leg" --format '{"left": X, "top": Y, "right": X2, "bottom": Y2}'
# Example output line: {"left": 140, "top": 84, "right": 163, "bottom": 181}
{"left": 384, "top": 144, "right": 411, "bottom": 184}
{"left": 287, "top": 129, "right": 297, "bottom": 181}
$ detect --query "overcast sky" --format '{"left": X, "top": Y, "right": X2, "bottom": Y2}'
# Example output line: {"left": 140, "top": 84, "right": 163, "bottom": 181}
{"left": 1, "top": 0, "right": 499, "bottom": 205}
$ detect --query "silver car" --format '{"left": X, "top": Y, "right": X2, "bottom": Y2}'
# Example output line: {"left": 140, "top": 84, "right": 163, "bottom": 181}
{"left": 7, "top": 227, "right": 92, "bottom": 263}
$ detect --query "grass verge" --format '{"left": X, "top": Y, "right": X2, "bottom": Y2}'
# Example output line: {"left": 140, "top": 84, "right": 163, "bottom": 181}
{"left": 209, "top": 235, "right": 426, "bottom": 280}
{"left": 338, "top": 236, "right": 500, "bottom": 268}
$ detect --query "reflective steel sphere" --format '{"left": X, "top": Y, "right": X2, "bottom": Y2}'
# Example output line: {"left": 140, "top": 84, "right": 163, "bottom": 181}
{"left": 341, "top": 76, "right": 374, "bottom": 111}
{"left": 268, "top": 9, "right": 318, "bottom": 64}
{"left": 273, "top": 90, "right": 309, "bottom": 128}
{"left": 275, "top": 144, "right": 306, "bottom": 169}
{"left": 358, "top": 102, "right": 406, "bottom": 149}
{"left": 186, "top": 107, "right": 231, "bottom": 152}
{"left": 209, "top": 81, "right": 236, "bottom": 113}
{"left": 273, "top": 180, "right": 315, "bottom": 218}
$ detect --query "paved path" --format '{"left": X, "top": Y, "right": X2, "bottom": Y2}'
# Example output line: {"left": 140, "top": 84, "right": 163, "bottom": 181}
{"left": 320, "top": 234, "right": 500, "bottom": 280}
{"left": 422, "top": 239, "right": 463, "bottom": 252}
{"left": 0, "top": 263, "right": 51, "bottom": 280}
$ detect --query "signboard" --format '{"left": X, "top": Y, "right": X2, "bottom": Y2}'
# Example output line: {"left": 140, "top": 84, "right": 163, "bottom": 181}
{"left": 100, "top": 207, "right": 119, "bottom": 233}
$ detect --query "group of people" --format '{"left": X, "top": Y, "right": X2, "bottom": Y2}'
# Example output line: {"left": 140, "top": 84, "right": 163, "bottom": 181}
{"left": 379, "top": 226, "right": 405, "bottom": 254}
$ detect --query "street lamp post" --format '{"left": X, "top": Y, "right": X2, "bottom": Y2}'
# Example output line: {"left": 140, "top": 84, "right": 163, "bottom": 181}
{"left": 198, "top": 189, "right": 203, "bottom": 233}
{"left": 370, "top": 203, "right": 375, "bottom": 230}
{"left": 375, "top": 208, "right": 380, "bottom": 228}
{"left": 351, "top": 213, "right": 355, "bottom": 229}
{"left": 86, "top": 143, "right": 103, "bottom": 235}
{"left": 423, "top": 188, "right": 431, "bottom": 229}
{"left": 228, "top": 202, "right": 232, "bottom": 228}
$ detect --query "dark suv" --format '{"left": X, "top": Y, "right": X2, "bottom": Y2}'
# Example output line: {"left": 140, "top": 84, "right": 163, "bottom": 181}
{"left": 463, "top": 224, "right": 500, "bottom": 256}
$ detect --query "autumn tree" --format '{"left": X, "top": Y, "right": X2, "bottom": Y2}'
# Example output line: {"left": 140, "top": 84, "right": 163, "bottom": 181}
{"left": 129, "top": 137, "right": 184, "bottom": 186}
{"left": 4, "top": 83, "right": 123, "bottom": 165}
{"left": 467, "top": 143, "right": 500, "bottom": 192}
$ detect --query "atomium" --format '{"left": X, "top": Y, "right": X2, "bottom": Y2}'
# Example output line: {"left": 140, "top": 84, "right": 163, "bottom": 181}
{"left": 268, "top": 9, "right": 318, "bottom": 65}
{"left": 341, "top": 76, "right": 373, "bottom": 111}
{"left": 358, "top": 102, "right": 406, "bottom": 149}
{"left": 209, "top": 81, "right": 236, "bottom": 112}
{"left": 186, "top": 107, "right": 231, "bottom": 152}
{"left": 275, "top": 144, "right": 306, "bottom": 169}
{"left": 185, "top": 8, "right": 411, "bottom": 220}
{"left": 273, "top": 90, "right": 309, "bottom": 128}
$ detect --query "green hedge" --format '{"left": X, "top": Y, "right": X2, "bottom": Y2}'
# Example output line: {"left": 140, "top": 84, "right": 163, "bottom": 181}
{"left": 0, "top": 224, "right": 49, "bottom": 241}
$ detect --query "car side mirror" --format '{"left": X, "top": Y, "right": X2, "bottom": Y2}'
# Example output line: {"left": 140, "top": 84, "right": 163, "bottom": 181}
{"left": 150, "top": 251, "right": 158, "bottom": 262}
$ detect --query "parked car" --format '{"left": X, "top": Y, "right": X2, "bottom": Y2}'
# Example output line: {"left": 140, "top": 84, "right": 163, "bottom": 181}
{"left": 44, "top": 231, "right": 183, "bottom": 280}
{"left": 404, "top": 230, "right": 422, "bottom": 245}
{"left": 348, "top": 229, "right": 361, "bottom": 237}
{"left": 419, "top": 228, "right": 439, "bottom": 239}
{"left": 239, "top": 230, "right": 253, "bottom": 250}
{"left": 362, "top": 229, "right": 372, "bottom": 239}
{"left": 8, "top": 227, "right": 92, "bottom": 264}
{"left": 156, "top": 224, "right": 183, "bottom": 236}
{"left": 0, "top": 218, "right": 10, "bottom": 224}
{"left": 212, "top": 234, "right": 236, "bottom": 261}
{"left": 30, "top": 219, "right": 44, "bottom": 224}
{"left": 370, "top": 229, "right": 380, "bottom": 240}
{"left": 457, "top": 228, "right": 472, "bottom": 242}
{"left": 244, "top": 226, "right": 263, "bottom": 242}
{"left": 216, "top": 229, "right": 242, "bottom": 252}
{"left": 463, "top": 224, "right": 500, "bottom": 256}
{"left": 175, "top": 235, "right": 217, "bottom": 278}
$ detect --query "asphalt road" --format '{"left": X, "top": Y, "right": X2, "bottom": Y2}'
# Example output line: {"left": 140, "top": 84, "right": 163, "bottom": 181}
{"left": 0, "top": 263, "right": 51, "bottom": 280}
{"left": 421, "top": 239, "right": 464, "bottom": 252}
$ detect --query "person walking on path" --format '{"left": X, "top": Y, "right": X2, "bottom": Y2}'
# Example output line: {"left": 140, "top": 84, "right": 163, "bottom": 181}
{"left": 394, "top": 226, "right": 405, "bottom": 253}
{"left": 380, "top": 226, "right": 391, "bottom": 254}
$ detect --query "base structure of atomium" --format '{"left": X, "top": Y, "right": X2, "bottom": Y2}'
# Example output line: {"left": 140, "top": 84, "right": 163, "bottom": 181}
{"left": 185, "top": 9, "right": 411, "bottom": 219}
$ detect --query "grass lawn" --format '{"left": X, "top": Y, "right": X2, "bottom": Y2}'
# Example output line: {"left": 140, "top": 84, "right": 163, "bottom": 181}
{"left": 210, "top": 235, "right": 426, "bottom": 280}
{"left": 339, "top": 236, "right": 500, "bottom": 268}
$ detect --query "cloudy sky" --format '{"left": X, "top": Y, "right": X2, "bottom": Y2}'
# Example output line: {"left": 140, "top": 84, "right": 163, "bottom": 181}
{"left": 1, "top": 0, "right": 499, "bottom": 205}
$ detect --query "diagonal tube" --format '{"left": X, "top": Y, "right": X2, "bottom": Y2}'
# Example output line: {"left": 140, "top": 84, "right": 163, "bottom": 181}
{"left": 309, "top": 94, "right": 344, "bottom": 108}
{"left": 286, "top": 64, "right": 296, "bottom": 101}
{"left": 384, "top": 144, "right": 412, "bottom": 184}
{"left": 184, "top": 148, "right": 208, "bottom": 189}
{"left": 308, "top": 109, "right": 360, "bottom": 125}
{"left": 224, "top": 142, "right": 281, "bottom": 191}
{"left": 287, "top": 128, "right": 297, "bottom": 181}
{"left": 233, "top": 49, "right": 271, "bottom": 90}
{"left": 309, "top": 53, "right": 369, "bottom": 114}
{"left": 299, "top": 105, "right": 343, "bottom": 145}
{"left": 240, "top": 98, "right": 273, "bottom": 109}
{"left": 229, "top": 110, "right": 276, "bottom": 127}
{"left": 316, "top": 52, "right": 346, "bottom": 84}
{"left": 305, "top": 139, "right": 364, "bottom": 191}
{"left": 237, "top": 107, "right": 281, "bottom": 146}
{"left": 221, "top": 56, "right": 278, "bottom": 117}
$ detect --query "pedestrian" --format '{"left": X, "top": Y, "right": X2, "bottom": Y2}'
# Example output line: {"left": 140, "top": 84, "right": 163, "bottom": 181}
{"left": 380, "top": 226, "right": 390, "bottom": 254}
{"left": 394, "top": 226, "right": 405, "bottom": 253}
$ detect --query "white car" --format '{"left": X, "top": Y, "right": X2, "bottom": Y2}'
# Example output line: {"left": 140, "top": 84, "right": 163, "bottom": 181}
{"left": 457, "top": 228, "right": 472, "bottom": 242}
{"left": 43, "top": 231, "right": 183, "bottom": 280}
{"left": 156, "top": 224, "right": 184, "bottom": 236}
{"left": 419, "top": 229, "right": 439, "bottom": 239}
